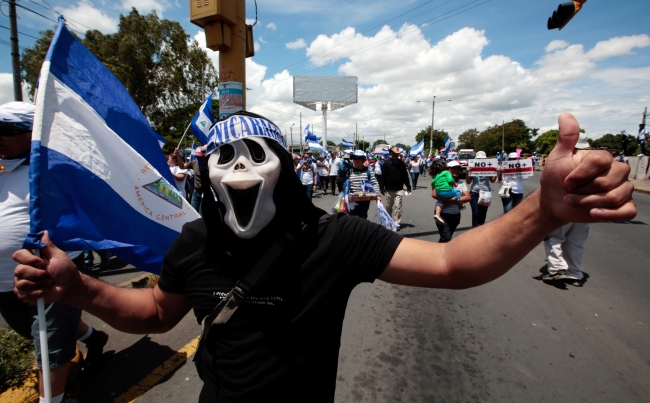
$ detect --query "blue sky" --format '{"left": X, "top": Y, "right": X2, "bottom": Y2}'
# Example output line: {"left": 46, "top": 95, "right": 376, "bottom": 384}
{"left": 1, "top": 0, "right": 649, "bottom": 148}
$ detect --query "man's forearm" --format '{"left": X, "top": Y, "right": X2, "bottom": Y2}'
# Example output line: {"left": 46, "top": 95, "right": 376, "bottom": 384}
{"left": 66, "top": 274, "right": 174, "bottom": 334}
{"left": 442, "top": 189, "right": 559, "bottom": 288}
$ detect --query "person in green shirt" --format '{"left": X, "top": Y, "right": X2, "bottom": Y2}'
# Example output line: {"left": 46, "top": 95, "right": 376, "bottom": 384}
{"left": 430, "top": 160, "right": 462, "bottom": 225}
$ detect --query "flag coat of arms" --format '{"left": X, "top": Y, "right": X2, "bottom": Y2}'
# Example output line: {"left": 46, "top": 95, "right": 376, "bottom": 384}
{"left": 23, "top": 18, "right": 200, "bottom": 274}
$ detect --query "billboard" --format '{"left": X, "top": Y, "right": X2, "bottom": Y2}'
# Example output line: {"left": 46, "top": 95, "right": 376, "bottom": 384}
{"left": 293, "top": 76, "right": 358, "bottom": 104}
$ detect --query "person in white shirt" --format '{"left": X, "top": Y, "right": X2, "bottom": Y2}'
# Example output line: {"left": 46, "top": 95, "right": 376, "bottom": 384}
{"left": 316, "top": 155, "right": 330, "bottom": 194}
{"left": 168, "top": 150, "right": 188, "bottom": 199}
{"left": 295, "top": 152, "right": 318, "bottom": 199}
{"left": 638, "top": 124, "right": 648, "bottom": 155}
{"left": 328, "top": 152, "right": 341, "bottom": 196}
{"left": 497, "top": 152, "right": 530, "bottom": 213}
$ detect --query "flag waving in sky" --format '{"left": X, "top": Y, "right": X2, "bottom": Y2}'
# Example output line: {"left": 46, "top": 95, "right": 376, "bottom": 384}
{"left": 23, "top": 18, "right": 200, "bottom": 274}
{"left": 190, "top": 92, "right": 216, "bottom": 145}
{"left": 409, "top": 139, "right": 424, "bottom": 156}
{"left": 303, "top": 123, "right": 321, "bottom": 142}
{"left": 444, "top": 135, "right": 452, "bottom": 154}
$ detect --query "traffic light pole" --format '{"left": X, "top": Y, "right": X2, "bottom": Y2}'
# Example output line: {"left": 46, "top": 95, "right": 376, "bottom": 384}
{"left": 219, "top": 0, "right": 246, "bottom": 109}
{"left": 9, "top": 0, "right": 22, "bottom": 101}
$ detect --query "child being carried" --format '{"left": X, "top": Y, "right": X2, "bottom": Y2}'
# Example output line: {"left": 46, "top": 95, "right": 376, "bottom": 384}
{"left": 430, "top": 160, "right": 461, "bottom": 225}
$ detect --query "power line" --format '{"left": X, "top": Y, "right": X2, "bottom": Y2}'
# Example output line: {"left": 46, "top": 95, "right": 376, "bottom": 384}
{"left": 0, "top": 37, "right": 27, "bottom": 49}
{"left": 5, "top": 0, "right": 85, "bottom": 36}
{"left": 0, "top": 23, "right": 40, "bottom": 39}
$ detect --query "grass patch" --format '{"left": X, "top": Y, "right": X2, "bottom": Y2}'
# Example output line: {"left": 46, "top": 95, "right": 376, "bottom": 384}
{"left": 0, "top": 327, "right": 36, "bottom": 393}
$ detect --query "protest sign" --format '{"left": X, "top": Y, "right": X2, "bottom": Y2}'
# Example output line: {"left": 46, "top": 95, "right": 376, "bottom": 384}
{"left": 501, "top": 158, "right": 534, "bottom": 177}
{"left": 468, "top": 158, "right": 498, "bottom": 177}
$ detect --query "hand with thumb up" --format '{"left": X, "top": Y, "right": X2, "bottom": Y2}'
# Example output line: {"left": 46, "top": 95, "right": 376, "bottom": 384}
{"left": 539, "top": 113, "right": 636, "bottom": 226}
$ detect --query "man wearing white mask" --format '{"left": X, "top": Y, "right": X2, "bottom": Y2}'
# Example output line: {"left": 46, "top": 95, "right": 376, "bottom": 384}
{"left": 14, "top": 111, "right": 636, "bottom": 402}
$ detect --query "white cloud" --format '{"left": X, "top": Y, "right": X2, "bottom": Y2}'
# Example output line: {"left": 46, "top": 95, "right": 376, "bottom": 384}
{"left": 586, "top": 34, "right": 650, "bottom": 61}
{"left": 254, "top": 41, "right": 260, "bottom": 52}
{"left": 246, "top": 18, "right": 257, "bottom": 25}
{"left": 58, "top": 0, "right": 118, "bottom": 34}
{"left": 200, "top": 25, "right": 650, "bottom": 144}
{"left": 121, "top": 0, "right": 169, "bottom": 16}
{"left": 258, "top": 36, "right": 267, "bottom": 44}
{"left": 545, "top": 40, "right": 569, "bottom": 52}
{"left": 0, "top": 74, "right": 29, "bottom": 105}
{"left": 266, "top": 22, "right": 277, "bottom": 30}
{"left": 286, "top": 38, "right": 307, "bottom": 49}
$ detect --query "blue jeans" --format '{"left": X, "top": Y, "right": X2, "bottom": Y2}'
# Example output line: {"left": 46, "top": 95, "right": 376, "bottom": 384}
{"left": 191, "top": 189, "right": 203, "bottom": 215}
{"left": 410, "top": 172, "right": 420, "bottom": 189}
{"left": 501, "top": 192, "right": 524, "bottom": 213}
{"left": 435, "top": 188, "right": 461, "bottom": 207}
{"left": 469, "top": 192, "right": 490, "bottom": 227}
{"left": 349, "top": 201, "right": 370, "bottom": 219}
{"left": 303, "top": 184, "right": 314, "bottom": 200}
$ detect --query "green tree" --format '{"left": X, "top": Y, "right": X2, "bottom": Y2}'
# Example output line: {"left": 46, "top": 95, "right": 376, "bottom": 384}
{"left": 327, "top": 140, "right": 337, "bottom": 147}
{"left": 476, "top": 119, "right": 536, "bottom": 156}
{"left": 414, "top": 126, "right": 447, "bottom": 155}
{"left": 457, "top": 128, "right": 479, "bottom": 150}
{"left": 21, "top": 8, "right": 219, "bottom": 149}
{"left": 590, "top": 133, "right": 638, "bottom": 155}
{"left": 534, "top": 130, "right": 559, "bottom": 154}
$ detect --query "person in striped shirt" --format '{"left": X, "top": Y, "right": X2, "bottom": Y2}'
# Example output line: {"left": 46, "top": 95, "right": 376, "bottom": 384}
{"left": 348, "top": 150, "right": 381, "bottom": 219}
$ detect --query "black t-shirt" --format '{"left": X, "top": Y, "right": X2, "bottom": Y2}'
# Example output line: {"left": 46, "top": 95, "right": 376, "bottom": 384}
{"left": 159, "top": 213, "right": 403, "bottom": 402}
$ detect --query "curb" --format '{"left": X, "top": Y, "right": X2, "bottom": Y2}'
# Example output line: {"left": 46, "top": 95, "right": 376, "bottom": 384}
{"left": 634, "top": 187, "right": 650, "bottom": 196}
{"left": 0, "top": 273, "right": 155, "bottom": 402}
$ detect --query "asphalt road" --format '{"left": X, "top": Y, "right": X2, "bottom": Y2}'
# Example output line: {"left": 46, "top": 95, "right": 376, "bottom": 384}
{"left": 3, "top": 172, "right": 649, "bottom": 402}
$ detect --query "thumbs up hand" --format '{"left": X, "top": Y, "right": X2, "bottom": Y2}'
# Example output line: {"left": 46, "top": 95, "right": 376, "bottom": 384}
{"left": 13, "top": 231, "right": 83, "bottom": 304}
{"left": 540, "top": 113, "right": 636, "bottom": 225}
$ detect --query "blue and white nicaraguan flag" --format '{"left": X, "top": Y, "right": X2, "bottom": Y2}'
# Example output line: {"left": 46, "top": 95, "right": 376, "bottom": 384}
{"left": 307, "top": 141, "right": 325, "bottom": 153}
{"left": 303, "top": 123, "right": 321, "bottom": 142}
{"left": 23, "top": 18, "right": 200, "bottom": 274}
{"left": 341, "top": 138, "right": 353, "bottom": 149}
{"left": 190, "top": 92, "right": 217, "bottom": 145}
{"left": 444, "top": 135, "right": 451, "bottom": 154}
{"left": 409, "top": 139, "right": 424, "bottom": 156}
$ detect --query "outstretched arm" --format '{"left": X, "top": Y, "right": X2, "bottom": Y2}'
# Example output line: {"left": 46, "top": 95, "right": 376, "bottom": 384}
{"left": 380, "top": 113, "right": 635, "bottom": 289}
{"left": 13, "top": 232, "right": 191, "bottom": 334}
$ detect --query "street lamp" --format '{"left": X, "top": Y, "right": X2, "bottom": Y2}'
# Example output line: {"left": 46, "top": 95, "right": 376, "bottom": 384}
{"left": 418, "top": 96, "right": 451, "bottom": 156}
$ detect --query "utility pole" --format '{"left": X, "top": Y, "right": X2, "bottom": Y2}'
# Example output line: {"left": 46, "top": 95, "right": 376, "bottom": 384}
{"left": 9, "top": 0, "right": 22, "bottom": 101}
{"left": 502, "top": 120, "right": 505, "bottom": 154}
{"left": 430, "top": 96, "right": 435, "bottom": 156}
{"left": 643, "top": 107, "right": 648, "bottom": 126}
{"left": 417, "top": 96, "right": 450, "bottom": 156}
{"left": 355, "top": 122, "right": 358, "bottom": 150}
{"left": 299, "top": 112, "right": 302, "bottom": 155}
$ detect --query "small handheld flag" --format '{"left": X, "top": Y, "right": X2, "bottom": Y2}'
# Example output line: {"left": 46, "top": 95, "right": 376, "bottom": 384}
{"left": 190, "top": 92, "right": 217, "bottom": 145}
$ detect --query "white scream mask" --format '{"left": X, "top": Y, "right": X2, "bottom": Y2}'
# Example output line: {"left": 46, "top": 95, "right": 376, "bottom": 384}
{"left": 208, "top": 137, "right": 281, "bottom": 239}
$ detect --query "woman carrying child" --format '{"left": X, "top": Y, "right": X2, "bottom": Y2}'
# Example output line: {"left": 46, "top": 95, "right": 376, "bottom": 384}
{"left": 430, "top": 160, "right": 461, "bottom": 225}
{"left": 431, "top": 160, "right": 471, "bottom": 242}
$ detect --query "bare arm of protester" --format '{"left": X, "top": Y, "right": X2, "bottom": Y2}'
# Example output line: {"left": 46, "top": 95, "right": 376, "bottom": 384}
{"left": 174, "top": 148, "right": 186, "bottom": 169}
{"left": 431, "top": 189, "right": 470, "bottom": 205}
{"left": 13, "top": 232, "right": 191, "bottom": 334}
{"left": 380, "top": 113, "right": 635, "bottom": 289}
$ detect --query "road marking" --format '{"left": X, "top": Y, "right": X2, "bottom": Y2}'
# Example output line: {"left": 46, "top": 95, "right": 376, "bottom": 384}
{"left": 113, "top": 335, "right": 200, "bottom": 403}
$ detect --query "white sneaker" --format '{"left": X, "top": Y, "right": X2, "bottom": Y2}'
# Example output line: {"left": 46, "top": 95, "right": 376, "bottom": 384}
{"left": 434, "top": 215, "right": 445, "bottom": 225}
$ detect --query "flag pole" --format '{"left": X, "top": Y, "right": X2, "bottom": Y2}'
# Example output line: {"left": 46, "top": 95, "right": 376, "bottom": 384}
{"left": 37, "top": 296, "right": 52, "bottom": 403}
{"left": 176, "top": 120, "right": 193, "bottom": 149}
